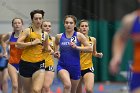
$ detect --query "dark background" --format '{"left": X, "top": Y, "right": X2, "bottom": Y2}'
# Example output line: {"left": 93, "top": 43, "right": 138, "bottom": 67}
{"left": 59, "top": 0, "right": 137, "bottom": 82}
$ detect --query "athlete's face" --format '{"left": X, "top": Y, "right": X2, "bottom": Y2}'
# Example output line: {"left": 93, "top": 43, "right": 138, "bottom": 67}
{"left": 79, "top": 22, "right": 89, "bottom": 35}
{"left": 42, "top": 21, "right": 51, "bottom": 33}
{"left": 64, "top": 17, "right": 76, "bottom": 32}
{"left": 32, "top": 13, "right": 43, "bottom": 28}
{"left": 12, "top": 19, "right": 23, "bottom": 32}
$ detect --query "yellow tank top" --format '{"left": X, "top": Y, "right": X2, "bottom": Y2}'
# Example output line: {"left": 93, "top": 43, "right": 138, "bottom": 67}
{"left": 21, "top": 27, "right": 44, "bottom": 63}
{"left": 44, "top": 35, "right": 54, "bottom": 67}
{"left": 80, "top": 36, "right": 94, "bottom": 70}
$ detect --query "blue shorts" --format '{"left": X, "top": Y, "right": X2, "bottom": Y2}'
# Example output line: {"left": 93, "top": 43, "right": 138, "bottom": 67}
{"left": 19, "top": 60, "right": 45, "bottom": 77}
{"left": 11, "top": 63, "right": 19, "bottom": 71}
{"left": 57, "top": 64, "right": 81, "bottom": 80}
{"left": 129, "top": 72, "right": 140, "bottom": 92}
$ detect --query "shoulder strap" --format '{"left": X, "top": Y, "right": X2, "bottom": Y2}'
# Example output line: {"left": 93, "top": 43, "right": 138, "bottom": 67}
{"left": 48, "top": 35, "right": 52, "bottom": 40}
{"left": 89, "top": 36, "right": 92, "bottom": 41}
{"left": 29, "top": 26, "right": 34, "bottom": 32}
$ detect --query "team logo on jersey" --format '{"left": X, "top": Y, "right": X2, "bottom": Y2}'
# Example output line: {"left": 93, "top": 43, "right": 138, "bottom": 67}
{"left": 89, "top": 42, "right": 93, "bottom": 46}
{"left": 71, "top": 36, "right": 77, "bottom": 43}
{"left": 61, "top": 42, "right": 69, "bottom": 45}
{"left": 49, "top": 42, "right": 53, "bottom": 46}
{"left": 30, "top": 38, "right": 35, "bottom": 42}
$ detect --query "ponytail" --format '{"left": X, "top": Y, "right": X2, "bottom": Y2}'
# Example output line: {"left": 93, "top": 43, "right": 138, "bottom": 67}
{"left": 74, "top": 27, "right": 78, "bottom": 32}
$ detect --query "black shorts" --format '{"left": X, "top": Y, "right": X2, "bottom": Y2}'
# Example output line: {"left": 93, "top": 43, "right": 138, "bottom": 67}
{"left": 45, "top": 66, "right": 55, "bottom": 72}
{"left": 19, "top": 60, "right": 45, "bottom": 77}
{"left": 81, "top": 67, "right": 94, "bottom": 77}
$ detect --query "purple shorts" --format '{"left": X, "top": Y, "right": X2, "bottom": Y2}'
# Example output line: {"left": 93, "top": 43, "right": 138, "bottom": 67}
{"left": 129, "top": 72, "right": 140, "bottom": 92}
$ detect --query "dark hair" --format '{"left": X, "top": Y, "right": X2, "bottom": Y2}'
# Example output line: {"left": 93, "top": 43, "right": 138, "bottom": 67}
{"left": 64, "top": 15, "right": 78, "bottom": 31}
{"left": 64, "top": 15, "right": 77, "bottom": 25}
{"left": 12, "top": 17, "right": 24, "bottom": 26}
{"left": 78, "top": 19, "right": 89, "bottom": 27}
{"left": 30, "top": 9, "right": 45, "bottom": 20}
{"left": 74, "top": 27, "right": 78, "bottom": 32}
